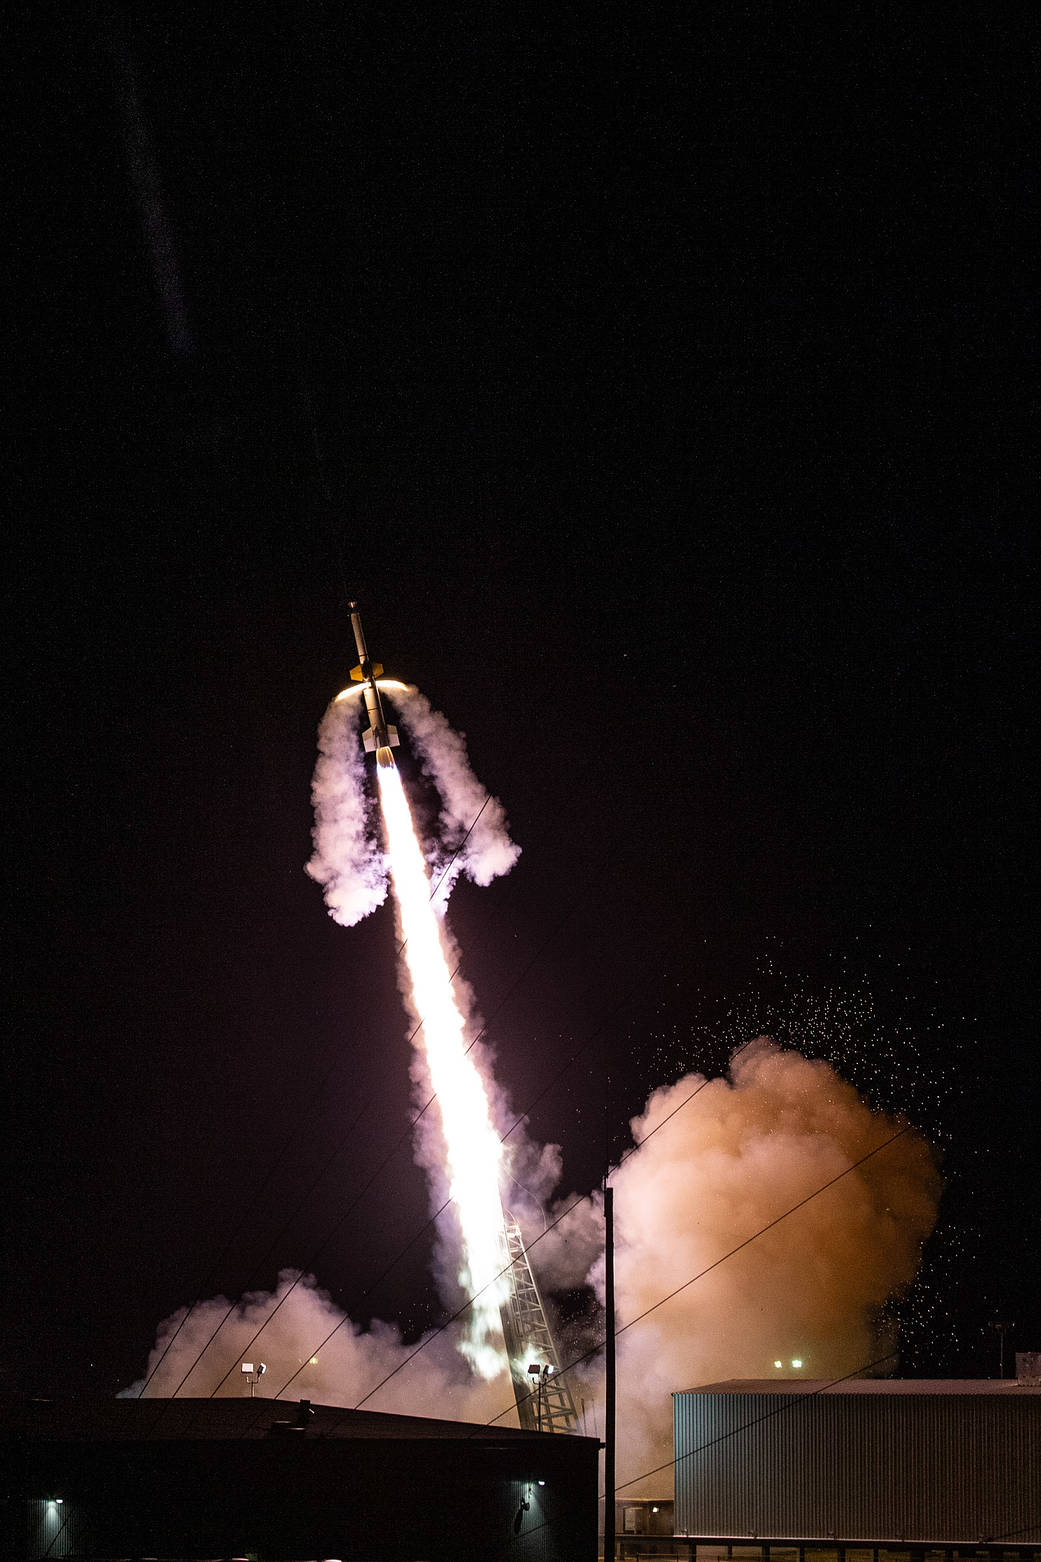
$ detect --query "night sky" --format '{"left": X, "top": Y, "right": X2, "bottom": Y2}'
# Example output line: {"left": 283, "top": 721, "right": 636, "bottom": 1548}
{"left": 7, "top": 13, "right": 1038, "bottom": 1403}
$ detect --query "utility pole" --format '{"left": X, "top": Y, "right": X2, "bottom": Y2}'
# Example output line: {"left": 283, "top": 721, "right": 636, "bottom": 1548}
{"left": 604, "top": 1183, "right": 615, "bottom": 1562}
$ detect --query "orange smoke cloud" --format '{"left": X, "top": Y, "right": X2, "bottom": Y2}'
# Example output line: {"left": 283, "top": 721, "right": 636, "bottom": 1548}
{"left": 590, "top": 1038, "right": 941, "bottom": 1490}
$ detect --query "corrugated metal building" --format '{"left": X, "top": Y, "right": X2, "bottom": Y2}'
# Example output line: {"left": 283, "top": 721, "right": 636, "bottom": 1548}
{"left": 673, "top": 1379, "right": 1041, "bottom": 1555}
{"left": 1, "top": 1395, "right": 600, "bottom": 1561}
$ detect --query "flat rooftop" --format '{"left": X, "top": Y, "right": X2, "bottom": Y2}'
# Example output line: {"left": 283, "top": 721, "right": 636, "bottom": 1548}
{"left": 1, "top": 1396, "right": 582, "bottom": 1443}
{"left": 679, "top": 1378, "right": 1041, "bottom": 1395}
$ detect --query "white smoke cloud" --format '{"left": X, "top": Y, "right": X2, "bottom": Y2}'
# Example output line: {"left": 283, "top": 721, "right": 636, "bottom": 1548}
{"left": 123, "top": 1269, "right": 513, "bottom": 1423}
{"left": 387, "top": 686, "right": 520, "bottom": 893}
{"left": 304, "top": 701, "right": 388, "bottom": 926}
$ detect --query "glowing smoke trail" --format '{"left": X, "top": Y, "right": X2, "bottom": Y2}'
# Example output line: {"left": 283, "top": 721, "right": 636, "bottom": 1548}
{"left": 376, "top": 759, "right": 510, "bottom": 1376}
{"left": 303, "top": 683, "right": 520, "bottom": 1378}
{"left": 305, "top": 697, "right": 388, "bottom": 926}
{"left": 387, "top": 685, "right": 521, "bottom": 894}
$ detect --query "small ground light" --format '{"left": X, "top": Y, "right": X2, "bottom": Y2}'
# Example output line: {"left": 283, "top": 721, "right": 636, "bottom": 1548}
{"left": 773, "top": 1360, "right": 783, "bottom": 1368}
{"left": 791, "top": 1358, "right": 803, "bottom": 1369}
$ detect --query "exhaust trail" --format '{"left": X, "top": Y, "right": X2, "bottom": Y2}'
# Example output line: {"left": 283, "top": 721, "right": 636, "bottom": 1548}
{"left": 304, "top": 606, "right": 522, "bottom": 1380}
{"left": 376, "top": 758, "right": 510, "bottom": 1376}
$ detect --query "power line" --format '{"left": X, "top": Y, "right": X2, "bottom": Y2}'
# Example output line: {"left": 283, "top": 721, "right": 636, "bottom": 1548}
{"left": 135, "top": 1048, "right": 375, "bottom": 1399}
{"left": 335, "top": 1107, "right": 908, "bottom": 1432}
{"left": 609, "top": 1032, "right": 762, "bottom": 1171}
{"left": 135, "top": 757, "right": 496, "bottom": 1402}
{"left": 500, "top": 1352, "right": 902, "bottom": 1554}
{"left": 139, "top": 732, "right": 628, "bottom": 1417}
{"left": 615, "top": 1125, "right": 910, "bottom": 1342}
{"left": 611, "top": 1349, "right": 899, "bottom": 1494}
{"left": 479, "top": 1123, "right": 912, "bottom": 1432}
{"left": 141, "top": 779, "right": 535, "bottom": 1410}
{"left": 264, "top": 983, "right": 637, "bottom": 1410}
{"left": 984, "top": 1521, "right": 1041, "bottom": 1543}
{"left": 168, "top": 956, "right": 627, "bottom": 1418}
{"left": 166, "top": 853, "right": 631, "bottom": 1417}
{"left": 323, "top": 1048, "right": 799, "bottom": 1425}
{"left": 425, "top": 794, "right": 492, "bottom": 905}
{"left": 254, "top": 982, "right": 642, "bottom": 1426}
{"left": 141, "top": 971, "right": 465, "bottom": 1438}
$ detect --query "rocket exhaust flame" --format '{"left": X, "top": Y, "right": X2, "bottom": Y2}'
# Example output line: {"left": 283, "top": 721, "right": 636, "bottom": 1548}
{"left": 376, "top": 759, "right": 510, "bottom": 1375}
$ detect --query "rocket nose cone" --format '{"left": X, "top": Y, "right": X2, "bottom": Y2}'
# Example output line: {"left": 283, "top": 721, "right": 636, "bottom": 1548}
{"left": 376, "top": 746, "right": 396, "bottom": 769}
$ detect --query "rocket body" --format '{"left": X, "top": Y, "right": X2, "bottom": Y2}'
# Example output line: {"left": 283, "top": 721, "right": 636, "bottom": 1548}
{"left": 348, "top": 602, "right": 400, "bottom": 766}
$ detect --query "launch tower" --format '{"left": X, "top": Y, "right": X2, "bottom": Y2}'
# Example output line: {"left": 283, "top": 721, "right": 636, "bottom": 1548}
{"left": 499, "top": 1213, "right": 580, "bottom": 1433}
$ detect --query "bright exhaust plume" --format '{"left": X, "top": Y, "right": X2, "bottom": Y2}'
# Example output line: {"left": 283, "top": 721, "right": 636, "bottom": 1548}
{"left": 376, "top": 759, "right": 509, "bottom": 1375}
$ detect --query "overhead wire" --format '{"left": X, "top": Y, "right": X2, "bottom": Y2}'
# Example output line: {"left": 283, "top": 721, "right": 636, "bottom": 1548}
{"left": 39, "top": 1507, "right": 71, "bottom": 1560}
{"left": 316, "top": 1094, "right": 911, "bottom": 1434}
{"left": 200, "top": 891, "right": 631, "bottom": 1406}
{"left": 135, "top": 1049, "right": 375, "bottom": 1400}
{"left": 141, "top": 959, "right": 462, "bottom": 1435}
{"left": 147, "top": 838, "right": 638, "bottom": 1427}
{"left": 186, "top": 706, "right": 616, "bottom": 1370}
{"left": 984, "top": 1522, "right": 1041, "bottom": 1543}
{"left": 331, "top": 1030, "right": 767, "bottom": 1415}
{"left": 477, "top": 1122, "right": 912, "bottom": 1432}
{"left": 500, "top": 1351, "right": 901, "bottom": 1554}
{"left": 140, "top": 760, "right": 577, "bottom": 1409}
{"left": 609, "top": 1349, "right": 901, "bottom": 1495}
{"left": 229, "top": 976, "right": 643, "bottom": 1433}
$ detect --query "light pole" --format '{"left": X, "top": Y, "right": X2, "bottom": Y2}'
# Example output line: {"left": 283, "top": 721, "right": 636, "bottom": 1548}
{"left": 526, "top": 1362, "right": 553, "bottom": 1431}
{"left": 240, "top": 1361, "right": 267, "bottom": 1397}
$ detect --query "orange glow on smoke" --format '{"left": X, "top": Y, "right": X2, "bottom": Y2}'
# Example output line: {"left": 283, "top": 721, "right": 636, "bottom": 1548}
{"left": 333, "top": 679, "right": 410, "bottom": 703}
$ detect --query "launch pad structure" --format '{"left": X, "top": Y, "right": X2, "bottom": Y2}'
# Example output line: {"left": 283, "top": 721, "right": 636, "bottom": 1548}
{"left": 499, "top": 1213, "right": 580, "bottom": 1434}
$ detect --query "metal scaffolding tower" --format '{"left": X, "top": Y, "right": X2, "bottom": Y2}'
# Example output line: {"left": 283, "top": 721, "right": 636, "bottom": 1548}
{"left": 498, "top": 1211, "right": 580, "bottom": 1434}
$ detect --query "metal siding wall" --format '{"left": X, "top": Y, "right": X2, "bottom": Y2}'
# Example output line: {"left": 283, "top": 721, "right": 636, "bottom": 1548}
{"left": 26, "top": 1499, "right": 81, "bottom": 1558}
{"left": 674, "top": 1391, "right": 1041, "bottom": 1543}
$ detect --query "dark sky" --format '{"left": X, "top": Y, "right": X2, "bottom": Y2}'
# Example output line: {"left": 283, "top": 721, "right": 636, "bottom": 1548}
{"left": 7, "top": 12, "right": 1038, "bottom": 1402}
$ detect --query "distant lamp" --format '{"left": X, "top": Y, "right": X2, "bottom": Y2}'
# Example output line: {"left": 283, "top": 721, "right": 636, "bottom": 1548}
{"left": 537, "top": 1479, "right": 546, "bottom": 1487}
{"left": 791, "top": 1358, "right": 803, "bottom": 1369}
{"left": 773, "top": 1360, "right": 783, "bottom": 1369}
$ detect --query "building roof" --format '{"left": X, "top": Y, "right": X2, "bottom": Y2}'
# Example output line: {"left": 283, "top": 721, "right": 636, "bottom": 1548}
{"left": 678, "top": 1377, "right": 1041, "bottom": 1395}
{"left": 1, "top": 1396, "right": 594, "bottom": 1443}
